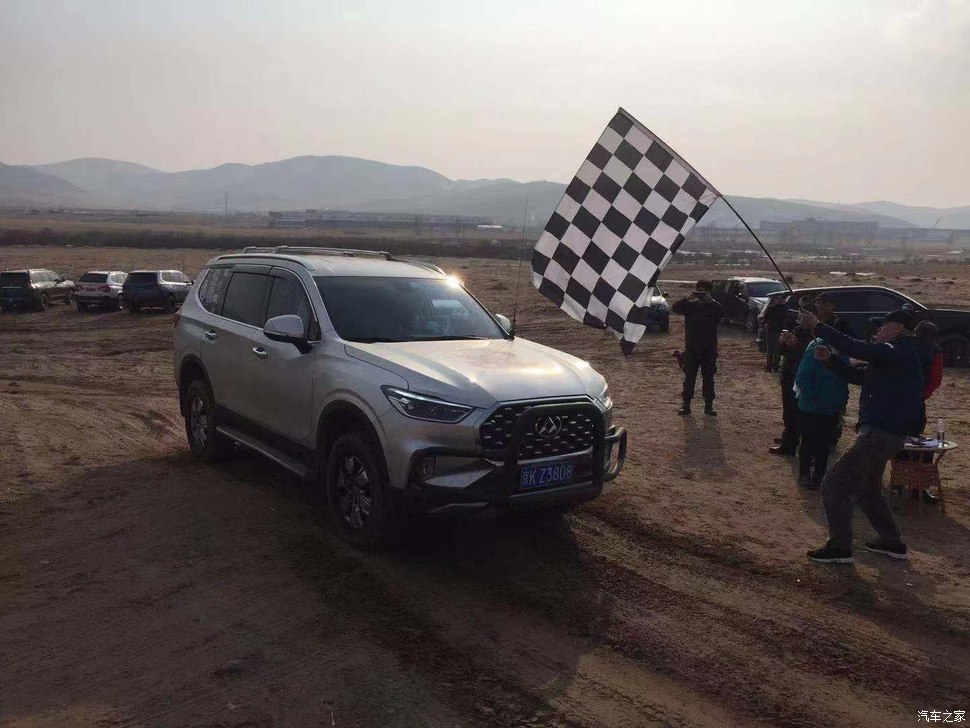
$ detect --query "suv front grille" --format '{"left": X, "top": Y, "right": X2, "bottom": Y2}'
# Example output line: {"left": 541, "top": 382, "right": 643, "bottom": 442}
{"left": 480, "top": 401, "right": 598, "bottom": 459}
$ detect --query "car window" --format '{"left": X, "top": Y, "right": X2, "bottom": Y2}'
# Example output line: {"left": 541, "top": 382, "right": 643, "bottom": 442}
{"left": 315, "top": 276, "right": 505, "bottom": 343}
{"left": 160, "top": 271, "right": 176, "bottom": 283}
{"left": 866, "top": 291, "right": 908, "bottom": 312}
{"left": 1, "top": 272, "right": 29, "bottom": 287}
{"left": 746, "top": 281, "right": 786, "bottom": 297}
{"left": 79, "top": 273, "right": 108, "bottom": 283}
{"left": 198, "top": 267, "right": 233, "bottom": 313}
{"left": 222, "top": 272, "right": 272, "bottom": 327}
{"left": 127, "top": 272, "right": 158, "bottom": 285}
{"left": 710, "top": 281, "right": 727, "bottom": 297}
{"left": 831, "top": 290, "right": 869, "bottom": 310}
{"left": 110, "top": 273, "right": 128, "bottom": 284}
{"left": 266, "top": 276, "right": 313, "bottom": 335}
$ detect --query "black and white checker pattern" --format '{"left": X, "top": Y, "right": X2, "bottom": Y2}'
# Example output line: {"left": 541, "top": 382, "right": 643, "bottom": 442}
{"left": 532, "top": 108, "right": 720, "bottom": 353}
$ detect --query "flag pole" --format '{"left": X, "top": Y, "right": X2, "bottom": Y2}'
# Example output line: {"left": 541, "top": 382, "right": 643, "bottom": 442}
{"left": 720, "top": 196, "right": 795, "bottom": 297}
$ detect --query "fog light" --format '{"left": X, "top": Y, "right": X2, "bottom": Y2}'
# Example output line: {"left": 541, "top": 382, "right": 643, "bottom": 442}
{"left": 417, "top": 456, "right": 436, "bottom": 481}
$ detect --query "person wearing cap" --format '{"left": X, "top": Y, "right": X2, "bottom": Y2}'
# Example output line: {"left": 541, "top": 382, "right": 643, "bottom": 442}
{"left": 671, "top": 280, "right": 724, "bottom": 416}
{"left": 763, "top": 292, "right": 789, "bottom": 372}
{"left": 814, "top": 292, "right": 855, "bottom": 337}
{"left": 797, "top": 308, "right": 923, "bottom": 564}
{"left": 769, "top": 305, "right": 815, "bottom": 456}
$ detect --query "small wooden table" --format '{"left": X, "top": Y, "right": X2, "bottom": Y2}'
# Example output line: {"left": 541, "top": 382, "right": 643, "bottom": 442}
{"left": 889, "top": 440, "right": 957, "bottom": 514}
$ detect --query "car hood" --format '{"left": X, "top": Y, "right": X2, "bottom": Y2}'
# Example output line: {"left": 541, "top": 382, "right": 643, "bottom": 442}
{"left": 344, "top": 337, "right": 606, "bottom": 408}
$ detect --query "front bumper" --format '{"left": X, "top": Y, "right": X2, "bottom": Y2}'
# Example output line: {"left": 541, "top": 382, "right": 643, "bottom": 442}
{"left": 402, "top": 402, "right": 627, "bottom": 515}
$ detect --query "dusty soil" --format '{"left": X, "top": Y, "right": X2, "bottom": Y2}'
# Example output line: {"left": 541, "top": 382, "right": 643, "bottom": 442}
{"left": 1, "top": 245, "right": 968, "bottom": 727}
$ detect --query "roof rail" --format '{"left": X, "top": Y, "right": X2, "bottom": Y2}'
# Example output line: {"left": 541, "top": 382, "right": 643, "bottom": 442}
{"left": 239, "top": 245, "right": 393, "bottom": 259}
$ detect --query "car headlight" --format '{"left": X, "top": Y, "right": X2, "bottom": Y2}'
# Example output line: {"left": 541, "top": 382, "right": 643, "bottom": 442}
{"left": 595, "top": 383, "right": 613, "bottom": 410}
{"left": 382, "top": 386, "right": 474, "bottom": 423}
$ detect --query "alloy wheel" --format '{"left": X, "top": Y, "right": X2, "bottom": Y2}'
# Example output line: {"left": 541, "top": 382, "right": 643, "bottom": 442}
{"left": 189, "top": 395, "right": 208, "bottom": 448}
{"left": 336, "top": 455, "right": 373, "bottom": 530}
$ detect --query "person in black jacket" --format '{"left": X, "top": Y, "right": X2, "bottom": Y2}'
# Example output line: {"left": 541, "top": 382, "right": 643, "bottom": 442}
{"left": 769, "top": 313, "right": 815, "bottom": 456}
{"left": 763, "top": 293, "right": 789, "bottom": 372}
{"left": 814, "top": 292, "right": 855, "bottom": 337}
{"left": 798, "top": 309, "right": 922, "bottom": 565}
{"left": 671, "top": 280, "right": 724, "bottom": 416}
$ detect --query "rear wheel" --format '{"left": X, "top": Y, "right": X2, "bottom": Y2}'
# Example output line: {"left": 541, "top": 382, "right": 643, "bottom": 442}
{"left": 939, "top": 333, "right": 970, "bottom": 368}
{"left": 164, "top": 295, "right": 177, "bottom": 313}
{"left": 183, "top": 379, "right": 234, "bottom": 462}
{"left": 325, "top": 431, "right": 404, "bottom": 549}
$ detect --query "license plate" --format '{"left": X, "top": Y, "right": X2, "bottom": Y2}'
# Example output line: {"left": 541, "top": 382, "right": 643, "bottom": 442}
{"left": 519, "top": 460, "right": 575, "bottom": 490}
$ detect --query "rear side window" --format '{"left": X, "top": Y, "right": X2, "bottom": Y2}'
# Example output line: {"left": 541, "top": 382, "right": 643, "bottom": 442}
{"left": 0, "top": 272, "right": 29, "bottom": 287}
{"left": 222, "top": 272, "right": 271, "bottom": 327}
{"left": 198, "top": 267, "right": 233, "bottom": 313}
{"left": 266, "top": 276, "right": 313, "bottom": 335}
{"left": 110, "top": 273, "right": 128, "bottom": 284}
{"left": 31, "top": 271, "right": 48, "bottom": 283}
{"left": 867, "top": 291, "right": 909, "bottom": 312}
{"left": 79, "top": 273, "right": 108, "bottom": 283}
{"left": 160, "top": 271, "right": 179, "bottom": 283}
{"left": 127, "top": 272, "right": 158, "bottom": 285}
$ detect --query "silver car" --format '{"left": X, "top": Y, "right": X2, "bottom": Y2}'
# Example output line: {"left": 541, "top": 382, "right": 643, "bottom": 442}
{"left": 76, "top": 271, "right": 128, "bottom": 311}
{"left": 173, "top": 246, "right": 626, "bottom": 547}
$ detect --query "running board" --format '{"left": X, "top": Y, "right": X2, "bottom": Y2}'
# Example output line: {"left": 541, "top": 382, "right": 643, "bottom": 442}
{"left": 216, "top": 425, "right": 311, "bottom": 480}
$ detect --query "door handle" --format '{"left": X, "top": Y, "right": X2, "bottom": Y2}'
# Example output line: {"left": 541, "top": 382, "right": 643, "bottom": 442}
{"left": 204, "top": 330, "right": 218, "bottom": 340}
{"left": 252, "top": 346, "right": 268, "bottom": 359}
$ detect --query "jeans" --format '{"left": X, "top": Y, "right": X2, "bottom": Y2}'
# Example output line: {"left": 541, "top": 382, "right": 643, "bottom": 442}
{"left": 798, "top": 411, "right": 838, "bottom": 478}
{"left": 682, "top": 348, "right": 716, "bottom": 404}
{"left": 780, "top": 377, "right": 799, "bottom": 448}
{"left": 765, "top": 331, "right": 782, "bottom": 370}
{"left": 821, "top": 427, "right": 905, "bottom": 550}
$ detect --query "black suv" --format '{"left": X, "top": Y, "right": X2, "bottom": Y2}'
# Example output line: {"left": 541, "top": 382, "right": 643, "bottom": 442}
{"left": 761, "top": 285, "right": 970, "bottom": 366}
{"left": 0, "top": 269, "right": 75, "bottom": 311}
{"left": 123, "top": 270, "right": 193, "bottom": 312}
{"left": 710, "top": 277, "right": 788, "bottom": 332}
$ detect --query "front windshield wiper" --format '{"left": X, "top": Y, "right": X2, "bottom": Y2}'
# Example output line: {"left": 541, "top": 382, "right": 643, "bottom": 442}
{"left": 416, "top": 335, "right": 491, "bottom": 341}
{"left": 349, "top": 337, "right": 404, "bottom": 343}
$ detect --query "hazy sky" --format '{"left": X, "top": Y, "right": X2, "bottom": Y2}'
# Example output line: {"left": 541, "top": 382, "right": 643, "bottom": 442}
{"left": 2, "top": 0, "right": 968, "bottom": 206}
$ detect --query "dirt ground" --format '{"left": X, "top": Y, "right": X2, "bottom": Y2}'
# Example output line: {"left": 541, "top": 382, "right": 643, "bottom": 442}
{"left": 1, "top": 245, "right": 968, "bottom": 728}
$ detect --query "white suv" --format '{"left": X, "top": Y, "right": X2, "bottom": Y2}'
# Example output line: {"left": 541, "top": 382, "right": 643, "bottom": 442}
{"left": 173, "top": 246, "right": 626, "bottom": 547}
{"left": 76, "top": 271, "right": 128, "bottom": 311}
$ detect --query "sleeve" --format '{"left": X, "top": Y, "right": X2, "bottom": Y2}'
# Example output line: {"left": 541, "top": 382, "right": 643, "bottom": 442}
{"left": 826, "top": 356, "right": 866, "bottom": 385}
{"left": 671, "top": 297, "right": 689, "bottom": 315}
{"left": 713, "top": 299, "right": 725, "bottom": 318}
{"left": 814, "top": 323, "right": 900, "bottom": 365}
{"left": 926, "top": 351, "right": 944, "bottom": 398}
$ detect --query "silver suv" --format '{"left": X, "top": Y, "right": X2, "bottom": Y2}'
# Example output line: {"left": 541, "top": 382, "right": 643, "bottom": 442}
{"left": 173, "top": 246, "right": 626, "bottom": 547}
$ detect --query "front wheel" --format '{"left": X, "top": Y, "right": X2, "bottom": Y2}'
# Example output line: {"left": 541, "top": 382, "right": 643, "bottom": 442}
{"left": 325, "top": 432, "right": 404, "bottom": 549}
{"left": 659, "top": 319, "right": 670, "bottom": 333}
{"left": 115, "top": 294, "right": 125, "bottom": 311}
{"left": 183, "top": 379, "right": 234, "bottom": 461}
{"left": 39, "top": 294, "right": 50, "bottom": 311}
{"left": 746, "top": 311, "right": 758, "bottom": 333}
{"left": 164, "top": 295, "right": 177, "bottom": 313}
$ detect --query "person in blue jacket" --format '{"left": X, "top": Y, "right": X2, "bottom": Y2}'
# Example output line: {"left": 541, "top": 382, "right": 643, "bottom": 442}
{"left": 794, "top": 338, "right": 849, "bottom": 489}
{"left": 796, "top": 308, "right": 923, "bottom": 565}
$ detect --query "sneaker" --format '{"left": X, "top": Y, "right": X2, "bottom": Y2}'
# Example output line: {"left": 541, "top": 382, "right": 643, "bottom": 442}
{"left": 704, "top": 403, "right": 717, "bottom": 416}
{"left": 769, "top": 445, "right": 796, "bottom": 456}
{"left": 807, "top": 543, "right": 854, "bottom": 564}
{"left": 677, "top": 404, "right": 691, "bottom": 416}
{"left": 865, "top": 540, "right": 908, "bottom": 560}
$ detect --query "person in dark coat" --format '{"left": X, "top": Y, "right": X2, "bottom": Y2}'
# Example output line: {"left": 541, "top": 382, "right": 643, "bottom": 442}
{"left": 769, "top": 309, "right": 815, "bottom": 456}
{"left": 799, "top": 309, "right": 923, "bottom": 565}
{"left": 763, "top": 293, "right": 789, "bottom": 372}
{"left": 814, "top": 292, "right": 855, "bottom": 337}
{"left": 671, "top": 280, "right": 724, "bottom": 416}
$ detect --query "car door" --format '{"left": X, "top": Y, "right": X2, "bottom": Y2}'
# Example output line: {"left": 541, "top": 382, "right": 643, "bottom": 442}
{"left": 201, "top": 267, "right": 272, "bottom": 423}
{"left": 35, "top": 271, "right": 54, "bottom": 302}
{"left": 49, "top": 271, "right": 69, "bottom": 301}
{"left": 248, "top": 268, "right": 319, "bottom": 444}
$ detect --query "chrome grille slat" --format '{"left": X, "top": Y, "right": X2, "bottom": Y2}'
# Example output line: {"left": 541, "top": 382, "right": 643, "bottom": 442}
{"left": 480, "top": 401, "right": 597, "bottom": 458}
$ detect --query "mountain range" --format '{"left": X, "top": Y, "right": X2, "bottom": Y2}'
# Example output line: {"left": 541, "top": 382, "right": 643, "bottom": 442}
{"left": 2, "top": 155, "right": 968, "bottom": 230}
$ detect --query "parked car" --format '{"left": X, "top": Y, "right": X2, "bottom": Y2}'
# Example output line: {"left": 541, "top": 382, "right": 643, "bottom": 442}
{"left": 123, "top": 270, "right": 193, "bottom": 312}
{"left": 173, "top": 246, "right": 627, "bottom": 547}
{"left": 75, "top": 271, "right": 128, "bottom": 311}
{"left": 0, "top": 269, "right": 75, "bottom": 311}
{"left": 758, "top": 285, "right": 970, "bottom": 367}
{"left": 710, "top": 277, "right": 787, "bottom": 332}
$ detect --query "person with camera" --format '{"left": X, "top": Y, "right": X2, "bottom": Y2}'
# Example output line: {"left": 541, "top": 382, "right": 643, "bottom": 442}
{"left": 797, "top": 308, "right": 923, "bottom": 564}
{"left": 671, "top": 280, "right": 724, "bottom": 416}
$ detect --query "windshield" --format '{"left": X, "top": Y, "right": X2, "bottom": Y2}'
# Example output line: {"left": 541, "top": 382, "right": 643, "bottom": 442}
{"left": 126, "top": 272, "right": 158, "bottom": 285}
{"left": 0, "top": 272, "right": 29, "bottom": 287}
{"left": 747, "top": 281, "right": 787, "bottom": 298}
{"left": 79, "top": 273, "right": 108, "bottom": 283}
{"left": 315, "top": 276, "right": 506, "bottom": 343}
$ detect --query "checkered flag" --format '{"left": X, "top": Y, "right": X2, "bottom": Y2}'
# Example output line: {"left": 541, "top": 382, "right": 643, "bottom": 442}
{"left": 532, "top": 108, "right": 720, "bottom": 354}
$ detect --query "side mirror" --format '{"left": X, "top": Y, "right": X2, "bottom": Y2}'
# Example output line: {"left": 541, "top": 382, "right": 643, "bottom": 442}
{"left": 264, "top": 314, "right": 311, "bottom": 353}
{"left": 661, "top": 292, "right": 668, "bottom": 298}
{"left": 494, "top": 313, "right": 512, "bottom": 332}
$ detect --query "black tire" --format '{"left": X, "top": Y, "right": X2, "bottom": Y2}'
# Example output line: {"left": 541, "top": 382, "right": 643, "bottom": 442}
{"left": 39, "top": 294, "right": 50, "bottom": 311}
{"left": 939, "top": 333, "right": 970, "bottom": 368}
{"left": 183, "top": 378, "right": 234, "bottom": 462}
{"left": 0, "top": 303, "right": 8, "bottom": 313}
{"left": 659, "top": 320, "right": 670, "bottom": 333}
{"left": 325, "top": 431, "right": 404, "bottom": 549}
{"left": 128, "top": 303, "right": 141, "bottom": 313}
{"left": 65, "top": 291, "right": 74, "bottom": 304}
{"left": 76, "top": 301, "right": 87, "bottom": 312}
{"left": 164, "top": 295, "right": 177, "bottom": 313}
{"left": 115, "top": 294, "right": 125, "bottom": 311}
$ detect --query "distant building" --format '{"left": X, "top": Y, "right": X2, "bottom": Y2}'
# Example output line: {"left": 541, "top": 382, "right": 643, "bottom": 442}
{"left": 268, "top": 209, "right": 492, "bottom": 233}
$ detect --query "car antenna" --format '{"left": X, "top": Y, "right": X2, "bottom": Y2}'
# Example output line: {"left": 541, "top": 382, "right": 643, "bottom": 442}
{"left": 510, "top": 197, "right": 529, "bottom": 338}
